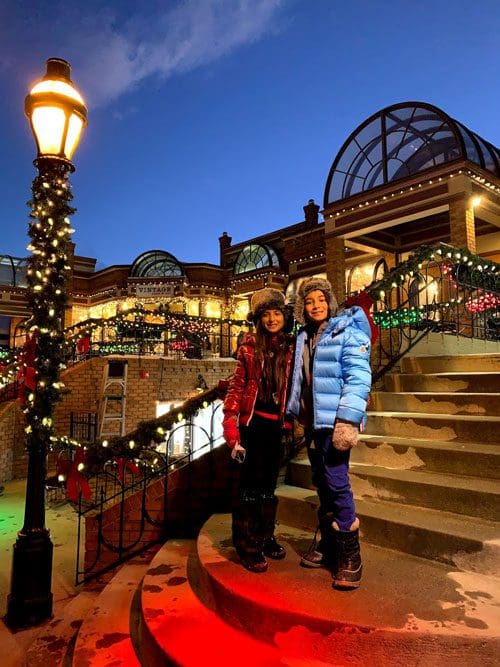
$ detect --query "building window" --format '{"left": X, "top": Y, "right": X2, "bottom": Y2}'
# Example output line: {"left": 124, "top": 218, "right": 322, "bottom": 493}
{"left": 234, "top": 244, "right": 280, "bottom": 274}
{"left": 130, "top": 250, "right": 183, "bottom": 278}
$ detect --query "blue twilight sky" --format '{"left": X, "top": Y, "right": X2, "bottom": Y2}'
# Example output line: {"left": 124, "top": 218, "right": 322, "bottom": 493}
{"left": 0, "top": 0, "right": 499, "bottom": 269}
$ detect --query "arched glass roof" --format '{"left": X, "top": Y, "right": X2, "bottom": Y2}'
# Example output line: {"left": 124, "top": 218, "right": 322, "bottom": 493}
{"left": 234, "top": 244, "right": 280, "bottom": 275}
{"left": 324, "top": 102, "right": 500, "bottom": 206}
{"left": 130, "top": 250, "right": 183, "bottom": 278}
{"left": 0, "top": 255, "right": 28, "bottom": 287}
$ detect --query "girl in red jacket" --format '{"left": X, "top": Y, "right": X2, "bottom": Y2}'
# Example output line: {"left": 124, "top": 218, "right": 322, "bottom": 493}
{"left": 223, "top": 288, "right": 294, "bottom": 573}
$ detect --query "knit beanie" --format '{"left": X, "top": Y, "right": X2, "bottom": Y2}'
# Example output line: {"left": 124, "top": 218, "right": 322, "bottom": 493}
{"left": 294, "top": 276, "right": 338, "bottom": 325}
{"left": 247, "top": 288, "right": 286, "bottom": 324}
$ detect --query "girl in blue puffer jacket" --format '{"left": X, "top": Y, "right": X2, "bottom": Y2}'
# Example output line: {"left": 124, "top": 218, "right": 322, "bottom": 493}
{"left": 286, "top": 277, "right": 372, "bottom": 589}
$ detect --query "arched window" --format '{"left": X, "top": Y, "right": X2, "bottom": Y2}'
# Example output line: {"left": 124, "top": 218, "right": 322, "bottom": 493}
{"left": 233, "top": 244, "right": 280, "bottom": 274}
{"left": 130, "top": 250, "right": 183, "bottom": 278}
{"left": 324, "top": 102, "right": 500, "bottom": 206}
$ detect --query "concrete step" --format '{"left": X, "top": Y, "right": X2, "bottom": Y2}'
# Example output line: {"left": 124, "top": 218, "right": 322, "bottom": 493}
{"left": 276, "top": 485, "right": 500, "bottom": 576}
{"left": 286, "top": 458, "right": 500, "bottom": 520}
{"left": 366, "top": 411, "right": 500, "bottom": 443}
{"left": 401, "top": 353, "right": 500, "bottom": 374}
{"left": 24, "top": 591, "right": 99, "bottom": 667}
{"left": 384, "top": 371, "right": 500, "bottom": 393}
{"left": 370, "top": 391, "right": 500, "bottom": 416}
{"left": 72, "top": 562, "right": 148, "bottom": 666}
{"left": 139, "top": 538, "right": 284, "bottom": 666}
{"left": 353, "top": 434, "right": 500, "bottom": 479}
{"left": 198, "top": 513, "right": 500, "bottom": 666}
{"left": 351, "top": 463, "right": 500, "bottom": 521}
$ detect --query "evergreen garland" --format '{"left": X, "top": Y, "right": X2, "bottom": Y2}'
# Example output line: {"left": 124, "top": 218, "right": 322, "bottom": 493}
{"left": 22, "top": 160, "right": 76, "bottom": 452}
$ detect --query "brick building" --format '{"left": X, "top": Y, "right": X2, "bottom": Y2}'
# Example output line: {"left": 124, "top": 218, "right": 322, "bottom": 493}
{"left": 1, "top": 101, "right": 498, "bottom": 355}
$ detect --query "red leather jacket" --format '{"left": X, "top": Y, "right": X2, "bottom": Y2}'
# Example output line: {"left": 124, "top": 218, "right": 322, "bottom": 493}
{"left": 222, "top": 334, "right": 294, "bottom": 448}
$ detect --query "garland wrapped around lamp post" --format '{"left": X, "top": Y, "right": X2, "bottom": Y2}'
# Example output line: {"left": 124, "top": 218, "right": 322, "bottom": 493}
{"left": 7, "top": 58, "right": 87, "bottom": 628}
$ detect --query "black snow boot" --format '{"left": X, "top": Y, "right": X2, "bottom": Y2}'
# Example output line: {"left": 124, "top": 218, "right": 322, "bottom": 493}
{"left": 333, "top": 525, "right": 362, "bottom": 589}
{"left": 300, "top": 511, "right": 336, "bottom": 569}
{"left": 232, "top": 495, "right": 268, "bottom": 573}
{"left": 260, "top": 494, "right": 286, "bottom": 560}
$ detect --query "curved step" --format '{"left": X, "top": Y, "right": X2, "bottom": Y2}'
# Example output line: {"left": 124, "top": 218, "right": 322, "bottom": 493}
{"left": 72, "top": 562, "right": 147, "bottom": 666}
{"left": 24, "top": 591, "right": 99, "bottom": 667}
{"left": 198, "top": 514, "right": 500, "bottom": 666}
{"left": 140, "top": 538, "right": 284, "bottom": 666}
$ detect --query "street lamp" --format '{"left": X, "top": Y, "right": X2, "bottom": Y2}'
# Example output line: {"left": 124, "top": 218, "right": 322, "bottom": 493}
{"left": 6, "top": 58, "right": 87, "bottom": 627}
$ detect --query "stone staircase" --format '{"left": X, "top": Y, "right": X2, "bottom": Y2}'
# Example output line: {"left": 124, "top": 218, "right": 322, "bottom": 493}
{"left": 20, "top": 514, "right": 500, "bottom": 666}
{"left": 281, "top": 352, "right": 500, "bottom": 576}
{"left": 6, "top": 351, "right": 500, "bottom": 666}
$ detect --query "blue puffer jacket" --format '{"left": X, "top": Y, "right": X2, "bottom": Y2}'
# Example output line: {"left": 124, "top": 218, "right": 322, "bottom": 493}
{"left": 286, "top": 306, "right": 372, "bottom": 429}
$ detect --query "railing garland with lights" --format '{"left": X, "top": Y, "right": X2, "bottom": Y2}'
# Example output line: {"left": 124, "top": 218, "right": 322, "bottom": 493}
{"left": 67, "top": 378, "right": 304, "bottom": 584}
{"left": 360, "top": 242, "right": 499, "bottom": 381}
{"left": 72, "top": 383, "right": 228, "bottom": 583}
{"left": 0, "top": 308, "right": 247, "bottom": 399}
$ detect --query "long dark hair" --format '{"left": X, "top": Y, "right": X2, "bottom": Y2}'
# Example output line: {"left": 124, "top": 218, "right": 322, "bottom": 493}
{"left": 254, "top": 319, "right": 289, "bottom": 403}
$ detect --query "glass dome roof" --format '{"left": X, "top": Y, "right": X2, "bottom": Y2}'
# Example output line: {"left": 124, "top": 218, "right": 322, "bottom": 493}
{"left": 0, "top": 255, "right": 28, "bottom": 287}
{"left": 324, "top": 102, "right": 500, "bottom": 206}
{"left": 234, "top": 244, "right": 280, "bottom": 275}
{"left": 130, "top": 250, "right": 183, "bottom": 278}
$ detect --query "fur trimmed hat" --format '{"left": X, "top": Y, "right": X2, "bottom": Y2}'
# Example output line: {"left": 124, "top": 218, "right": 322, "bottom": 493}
{"left": 294, "top": 276, "right": 338, "bottom": 324}
{"left": 247, "top": 288, "right": 286, "bottom": 324}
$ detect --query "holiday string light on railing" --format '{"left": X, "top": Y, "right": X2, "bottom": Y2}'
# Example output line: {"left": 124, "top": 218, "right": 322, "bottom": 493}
{"left": 366, "top": 242, "right": 499, "bottom": 304}
{"left": 465, "top": 291, "right": 500, "bottom": 314}
{"left": 0, "top": 305, "right": 247, "bottom": 391}
{"left": 42, "top": 382, "right": 227, "bottom": 478}
{"left": 372, "top": 299, "right": 465, "bottom": 329}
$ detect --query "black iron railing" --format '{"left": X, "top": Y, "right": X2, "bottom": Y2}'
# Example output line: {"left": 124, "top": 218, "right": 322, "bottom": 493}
{"left": 74, "top": 394, "right": 226, "bottom": 583}
{"left": 359, "top": 242, "right": 499, "bottom": 382}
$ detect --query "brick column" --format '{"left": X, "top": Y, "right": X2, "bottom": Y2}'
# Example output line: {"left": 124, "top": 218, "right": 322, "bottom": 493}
{"left": 325, "top": 235, "right": 346, "bottom": 303}
{"left": 449, "top": 196, "right": 476, "bottom": 253}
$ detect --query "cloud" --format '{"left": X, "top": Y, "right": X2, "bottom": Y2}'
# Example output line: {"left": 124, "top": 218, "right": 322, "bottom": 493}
{"left": 59, "top": 0, "right": 285, "bottom": 108}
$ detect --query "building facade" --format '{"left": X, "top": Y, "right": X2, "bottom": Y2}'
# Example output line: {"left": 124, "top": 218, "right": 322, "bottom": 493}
{"left": 1, "top": 102, "right": 499, "bottom": 355}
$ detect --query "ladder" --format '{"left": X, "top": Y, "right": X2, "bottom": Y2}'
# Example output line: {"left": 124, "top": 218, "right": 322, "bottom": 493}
{"left": 99, "top": 360, "right": 128, "bottom": 439}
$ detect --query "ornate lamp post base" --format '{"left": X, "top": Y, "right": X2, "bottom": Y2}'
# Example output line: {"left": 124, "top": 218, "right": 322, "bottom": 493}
{"left": 7, "top": 530, "right": 53, "bottom": 627}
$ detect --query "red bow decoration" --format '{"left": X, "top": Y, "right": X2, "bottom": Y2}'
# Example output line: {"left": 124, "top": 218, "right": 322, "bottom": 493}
{"left": 17, "top": 332, "right": 38, "bottom": 404}
{"left": 115, "top": 457, "right": 140, "bottom": 483}
{"left": 76, "top": 334, "right": 91, "bottom": 355}
{"left": 345, "top": 291, "right": 379, "bottom": 343}
{"left": 56, "top": 448, "right": 92, "bottom": 502}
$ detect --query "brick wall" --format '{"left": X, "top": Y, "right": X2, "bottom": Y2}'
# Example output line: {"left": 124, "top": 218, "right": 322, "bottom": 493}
{"left": 53, "top": 356, "right": 236, "bottom": 437}
{"left": 0, "top": 402, "right": 24, "bottom": 482}
{"left": 1, "top": 355, "right": 236, "bottom": 482}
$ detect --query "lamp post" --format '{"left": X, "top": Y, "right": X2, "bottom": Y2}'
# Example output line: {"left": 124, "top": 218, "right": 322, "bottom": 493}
{"left": 6, "top": 58, "right": 87, "bottom": 628}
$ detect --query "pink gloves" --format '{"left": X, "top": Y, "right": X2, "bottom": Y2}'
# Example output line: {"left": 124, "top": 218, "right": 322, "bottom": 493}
{"left": 332, "top": 421, "right": 358, "bottom": 451}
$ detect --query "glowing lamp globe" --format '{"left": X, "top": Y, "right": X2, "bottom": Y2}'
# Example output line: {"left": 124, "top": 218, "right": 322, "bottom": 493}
{"left": 25, "top": 58, "right": 87, "bottom": 162}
